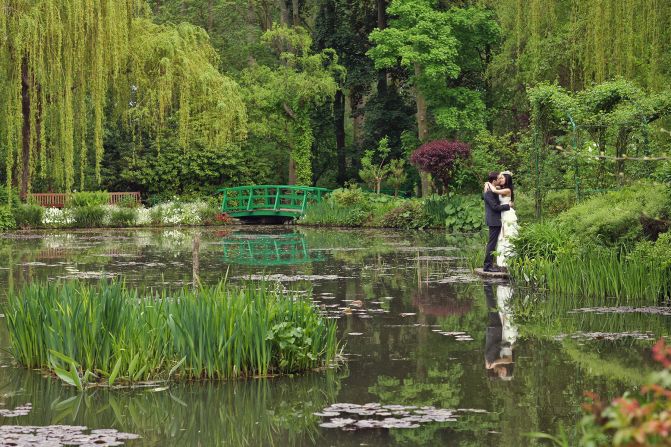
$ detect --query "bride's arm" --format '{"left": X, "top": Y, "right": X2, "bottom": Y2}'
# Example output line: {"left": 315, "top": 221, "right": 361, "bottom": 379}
{"left": 489, "top": 187, "right": 511, "bottom": 196}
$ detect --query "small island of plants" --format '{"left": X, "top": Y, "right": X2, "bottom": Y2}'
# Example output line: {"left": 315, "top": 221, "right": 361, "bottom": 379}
{"left": 3, "top": 281, "right": 339, "bottom": 388}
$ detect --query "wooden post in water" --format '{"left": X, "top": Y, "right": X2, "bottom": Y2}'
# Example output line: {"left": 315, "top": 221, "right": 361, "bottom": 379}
{"left": 192, "top": 231, "right": 201, "bottom": 289}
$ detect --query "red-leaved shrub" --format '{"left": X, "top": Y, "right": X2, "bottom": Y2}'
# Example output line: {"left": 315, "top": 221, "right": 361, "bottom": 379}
{"left": 410, "top": 140, "right": 470, "bottom": 191}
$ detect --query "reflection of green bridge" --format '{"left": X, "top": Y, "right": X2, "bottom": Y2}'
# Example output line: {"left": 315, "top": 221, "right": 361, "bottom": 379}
{"left": 219, "top": 185, "right": 329, "bottom": 221}
{"left": 221, "top": 233, "right": 323, "bottom": 266}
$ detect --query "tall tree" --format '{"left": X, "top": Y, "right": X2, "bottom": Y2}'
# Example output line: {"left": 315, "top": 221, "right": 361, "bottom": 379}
{"left": 368, "top": 0, "right": 460, "bottom": 196}
{"left": 240, "top": 25, "right": 343, "bottom": 185}
{"left": 0, "top": 0, "right": 143, "bottom": 199}
{"left": 0, "top": 1, "right": 247, "bottom": 199}
{"left": 314, "top": 0, "right": 377, "bottom": 185}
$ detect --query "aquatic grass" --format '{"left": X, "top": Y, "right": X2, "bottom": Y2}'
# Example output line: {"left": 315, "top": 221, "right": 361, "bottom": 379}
{"left": 3, "top": 280, "right": 339, "bottom": 386}
{"left": 509, "top": 246, "right": 670, "bottom": 301}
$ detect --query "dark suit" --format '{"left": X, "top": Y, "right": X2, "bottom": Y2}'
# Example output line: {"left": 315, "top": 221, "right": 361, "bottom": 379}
{"left": 482, "top": 188, "right": 510, "bottom": 270}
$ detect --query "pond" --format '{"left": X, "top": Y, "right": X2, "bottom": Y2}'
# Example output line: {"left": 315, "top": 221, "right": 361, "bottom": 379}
{"left": 0, "top": 227, "right": 668, "bottom": 446}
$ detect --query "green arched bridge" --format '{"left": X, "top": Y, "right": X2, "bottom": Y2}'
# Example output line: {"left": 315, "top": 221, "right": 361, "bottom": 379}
{"left": 219, "top": 185, "right": 329, "bottom": 221}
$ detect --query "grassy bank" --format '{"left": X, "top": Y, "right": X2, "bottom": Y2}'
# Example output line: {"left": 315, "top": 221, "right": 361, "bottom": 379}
{"left": 509, "top": 183, "right": 671, "bottom": 301}
{"left": 4, "top": 281, "right": 339, "bottom": 387}
{"left": 299, "top": 185, "right": 485, "bottom": 231}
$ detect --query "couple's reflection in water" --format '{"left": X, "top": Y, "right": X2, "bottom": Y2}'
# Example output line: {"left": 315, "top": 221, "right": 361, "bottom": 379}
{"left": 484, "top": 283, "right": 517, "bottom": 380}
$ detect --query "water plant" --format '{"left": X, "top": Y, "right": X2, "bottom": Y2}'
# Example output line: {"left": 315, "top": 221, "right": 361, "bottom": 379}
{"left": 3, "top": 280, "right": 339, "bottom": 387}
{"left": 529, "top": 339, "right": 671, "bottom": 447}
{"left": 509, "top": 245, "right": 670, "bottom": 301}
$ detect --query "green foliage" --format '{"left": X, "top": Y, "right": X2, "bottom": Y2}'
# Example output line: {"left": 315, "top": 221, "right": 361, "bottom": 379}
{"left": 3, "top": 280, "right": 339, "bottom": 384}
{"left": 0, "top": 205, "right": 16, "bottom": 230}
{"left": 67, "top": 191, "right": 110, "bottom": 208}
{"left": 378, "top": 200, "right": 429, "bottom": 229}
{"left": 126, "top": 19, "right": 247, "bottom": 150}
{"left": 510, "top": 244, "right": 670, "bottom": 300}
{"left": 299, "top": 201, "right": 369, "bottom": 227}
{"left": 108, "top": 208, "right": 138, "bottom": 228}
{"left": 368, "top": 0, "right": 460, "bottom": 82}
{"left": 359, "top": 137, "right": 394, "bottom": 193}
{"left": 71, "top": 206, "right": 107, "bottom": 228}
{"left": 422, "top": 193, "right": 483, "bottom": 231}
{"left": 13, "top": 204, "right": 43, "bottom": 229}
{"left": 116, "top": 195, "right": 140, "bottom": 209}
{"left": 556, "top": 183, "right": 670, "bottom": 246}
{"left": 441, "top": 194, "right": 484, "bottom": 233}
{"left": 629, "top": 231, "right": 671, "bottom": 271}
{"left": 240, "top": 25, "right": 343, "bottom": 185}
{"left": 328, "top": 185, "right": 368, "bottom": 207}
{"left": 197, "top": 206, "right": 220, "bottom": 226}
{"left": 512, "top": 221, "right": 578, "bottom": 260}
{"left": 422, "top": 194, "right": 451, "bottom": 226}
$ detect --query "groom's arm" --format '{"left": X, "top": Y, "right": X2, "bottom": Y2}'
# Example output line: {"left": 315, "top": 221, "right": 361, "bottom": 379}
{"left": 483, "top": 191, "right": 510, "bottom": 212}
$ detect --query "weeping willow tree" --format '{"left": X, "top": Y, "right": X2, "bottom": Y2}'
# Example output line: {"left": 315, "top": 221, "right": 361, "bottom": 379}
{"left": 489, "top": 0, "right": 671, "bottom": 93}
{"left": 0, "top": 1, "right": 247, "bottom": 199}
{"left": 125, "top": 19, "right": 247, "bottom": 151}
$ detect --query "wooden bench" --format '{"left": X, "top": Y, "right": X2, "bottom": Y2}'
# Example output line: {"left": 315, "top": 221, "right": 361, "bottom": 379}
{"left": 29, "top": 192, "right": 141, "bottom": 208}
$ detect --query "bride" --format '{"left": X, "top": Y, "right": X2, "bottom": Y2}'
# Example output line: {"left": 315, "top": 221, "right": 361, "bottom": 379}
{"left": 485, "top": 171, "right": 518, "bottom": 268}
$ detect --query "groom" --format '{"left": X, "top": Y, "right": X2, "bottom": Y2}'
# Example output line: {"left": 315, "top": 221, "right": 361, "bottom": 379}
{"left": 483, "top": 172, "right": 511, "bottom": 272}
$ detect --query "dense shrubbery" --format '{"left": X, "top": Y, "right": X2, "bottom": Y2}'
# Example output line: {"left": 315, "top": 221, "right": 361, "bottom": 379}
{"left": 509, "top": 182, "right": 671, "bottom": 300}
{"left": 300, "top": 185, "right": 486, "bottom": 231}
{"left": 72, "top": 206, "right": 107, "bottom": 228}
{"left": 67, "top": 191, "right": 111, "bottom": 208}
{"left": 378, "top": 200, "right": 428, "bottom": 229}
{"left": 0, "top": 199, "right": 226, "bottom": 231}
{"left": 108, "top": 207, "right": 139, "bottom": 227}
{"left": 0, "top": 205, "right": 16, "bottom": 230}
{"left": 13, "top": 204, "right": 44, "bottom": 229}
{"left": 556, "top": 183, "right": 670, "bottom": 246}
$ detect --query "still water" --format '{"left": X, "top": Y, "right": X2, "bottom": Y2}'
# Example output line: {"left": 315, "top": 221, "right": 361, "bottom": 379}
{"left": 0, "top": 227, "right": 668, "bottom": 446}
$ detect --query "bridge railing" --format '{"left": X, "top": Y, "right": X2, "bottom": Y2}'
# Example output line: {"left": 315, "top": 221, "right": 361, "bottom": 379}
{"left": 219, "top": 185, "right": 329, "bottom": 215}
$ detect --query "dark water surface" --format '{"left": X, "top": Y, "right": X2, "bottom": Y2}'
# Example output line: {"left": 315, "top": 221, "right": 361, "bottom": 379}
{"left": 0, "top": 227, "right": 668, "bottom": 446}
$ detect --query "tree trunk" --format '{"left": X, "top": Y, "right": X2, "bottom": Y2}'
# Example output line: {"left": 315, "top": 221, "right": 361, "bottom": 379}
{"left": 279, "top": 0, "right": 290, "bottom": 26}
{"left": 291, "top": 0, "right": 300, "bottom": 26}
{"left": 350, "top": 88, "right": 365, "bottom": 149}
{"left": 207, "top": 0, "right": 214, "bottom": 33}
{"left": 20, "top": 58, "right": 31, "bottom": 202}
{"left": 334, "top": 89, "right": 346, "bottom": 185}
{"left": 414, "top": 63, "right": 430, "bottom": 197}
{"left": 376, "top": 0, "right": 388, "bottom": 95}
{"left": 376, "top": 179, "right": 381, "bottom": 194}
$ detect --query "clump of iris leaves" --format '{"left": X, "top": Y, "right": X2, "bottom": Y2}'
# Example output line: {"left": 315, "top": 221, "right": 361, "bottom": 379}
{"left": 3, "top": 280, "right": 340, "bottom": 389}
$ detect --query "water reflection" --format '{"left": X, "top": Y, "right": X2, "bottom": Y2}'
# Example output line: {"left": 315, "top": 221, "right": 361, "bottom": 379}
{"left": 221, "top": 231, "right": 323, "bottom": 266}
{"left": 0, "top": 227, "right": 668, "bottom": 446}
{"left": 0, "top": 367, "right": 343, "bottom": 447}
{"left": 484, "top": 284, "right": 517, "bottom": 380}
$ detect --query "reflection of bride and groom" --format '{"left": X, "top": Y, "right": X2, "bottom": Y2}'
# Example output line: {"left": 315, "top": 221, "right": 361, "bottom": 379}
{"left": 484, "top": 284, "right": 517, "bottom": 380}
{"left": 482, "top": 171, "right": 518, "bottom": 272}
{"left": 481, "top": 171, "right": 519, "bottom": 379}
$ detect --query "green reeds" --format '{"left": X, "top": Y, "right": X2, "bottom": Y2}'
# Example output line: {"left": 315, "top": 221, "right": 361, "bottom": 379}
{"left": 3, "top": 280, "right": 339, "bottom": 386}
{"left": 509, "top": 248, "right": 670, "bottom": 301}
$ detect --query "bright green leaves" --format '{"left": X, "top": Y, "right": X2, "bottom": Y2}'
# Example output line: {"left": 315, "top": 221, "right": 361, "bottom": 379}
{"left": 127, "top": 19, "right": 248, "bottom": 151}
{"left": 359, "top": 137, "right": 395, "bottom": 194}
{"left": 368, "top": 0, "right": 459, "bottom": 83}
{"left": 240, "top": 26, "right": 343, "bottom": 185}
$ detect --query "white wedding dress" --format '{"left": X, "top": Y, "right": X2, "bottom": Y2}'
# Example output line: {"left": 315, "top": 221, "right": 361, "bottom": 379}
{"left": 496, "top": 195, "right": 518, "bottom": 268}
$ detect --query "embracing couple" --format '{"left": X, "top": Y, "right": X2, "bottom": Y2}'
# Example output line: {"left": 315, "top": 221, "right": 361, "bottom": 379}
{"left": 482, "top": 171, "right": 519, "bottom": 273}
